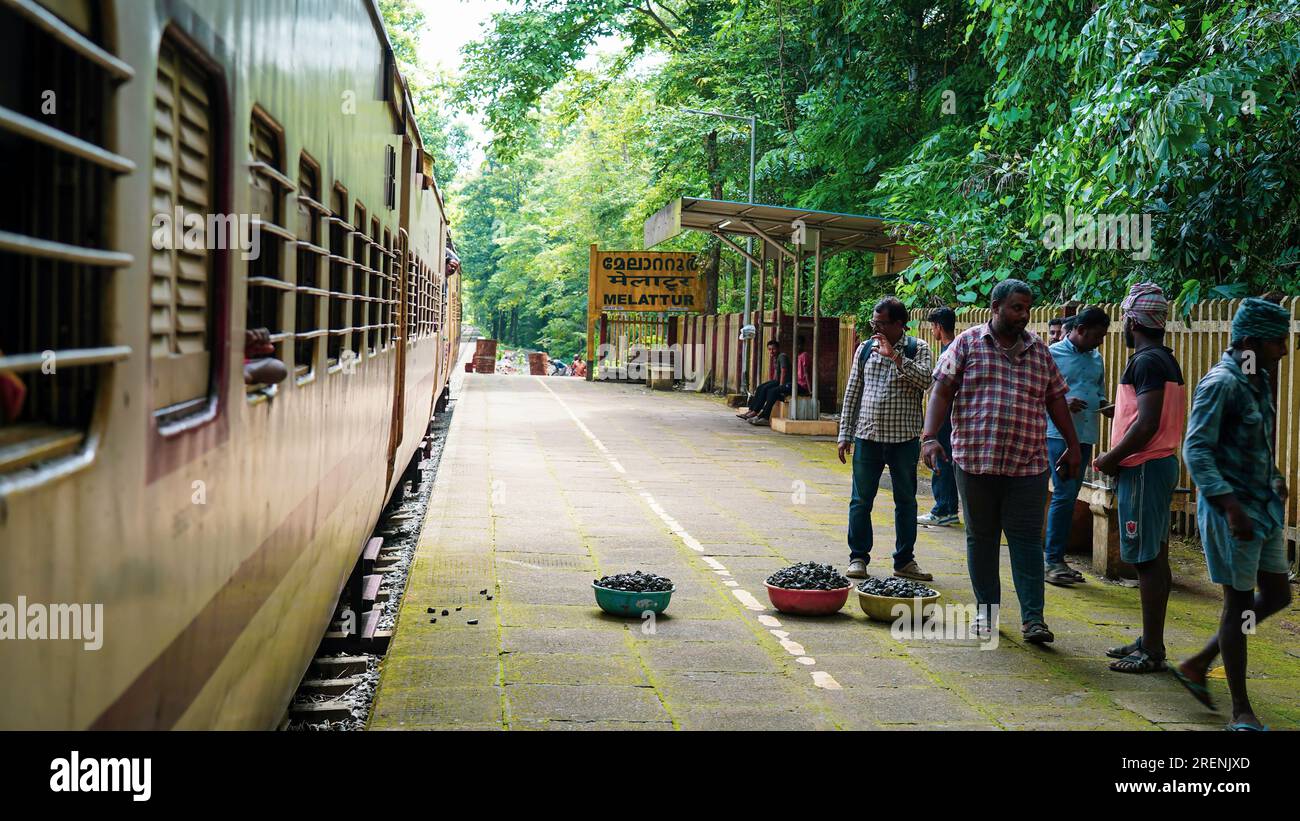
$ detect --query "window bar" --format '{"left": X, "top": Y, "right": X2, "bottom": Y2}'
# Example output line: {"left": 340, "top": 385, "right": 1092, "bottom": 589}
{"left": 0, "top": 229, "right": 133, "bottom": 267}
{"left": 4, "top": 0, "right": 135, "bottom": 80}
{"left": 247, "top": 160, "right": 296, "bottom": 190}
{"left": 0, "top": 346, "right": 132, "bottom": 374}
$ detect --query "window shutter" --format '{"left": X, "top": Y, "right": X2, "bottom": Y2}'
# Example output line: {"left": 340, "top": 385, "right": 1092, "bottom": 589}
{"left": 151, "top": 38, "right": 215, "bottom": 411}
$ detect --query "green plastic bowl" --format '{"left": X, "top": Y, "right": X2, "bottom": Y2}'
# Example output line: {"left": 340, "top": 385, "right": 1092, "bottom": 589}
{"left": 592, "top": 582, "right": 674, "bottom": 616}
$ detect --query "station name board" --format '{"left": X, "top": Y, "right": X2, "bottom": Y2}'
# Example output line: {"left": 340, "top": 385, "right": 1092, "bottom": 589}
{"left": 588, "top": 247, "right": 706, "bottom": 314}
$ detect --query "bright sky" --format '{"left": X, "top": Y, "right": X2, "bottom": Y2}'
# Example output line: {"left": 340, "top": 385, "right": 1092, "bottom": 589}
{"left": 412, "top": 0, "right": 508, "bottom": 75}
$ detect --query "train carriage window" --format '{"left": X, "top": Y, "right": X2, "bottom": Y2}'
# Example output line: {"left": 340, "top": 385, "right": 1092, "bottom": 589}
{"left": 406, "top": 255, "right": 419, "bottom": 343}
{"left": 327, "top": 185, "right": 348, "bottom": 368}
{"left": 150, "top": 34, "right": 219, "bottom": 415}
{"left": 0, "top": 2, "right": 128, "bottom": 473}
{"left": 382, "top": 229, "right": 394, "bottom": 349}
{"left": 294, "top": 155, "right": 324, "bottom": 379}
{"left": 368, "top": 218, "right": 381, "bottom": 355}
{"left": 427, "top": 266, "right": 433, "bottom": 336}
{"left": 350, "top": 204, "right": 367, "bottom": 364}
{"left": 246, "top": 109, "right": 290, "bottom": 379}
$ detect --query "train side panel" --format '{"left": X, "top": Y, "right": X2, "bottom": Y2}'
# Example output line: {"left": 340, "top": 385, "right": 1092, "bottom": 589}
{"left": 0, "top": 0, "right": 453, "bottom": 729}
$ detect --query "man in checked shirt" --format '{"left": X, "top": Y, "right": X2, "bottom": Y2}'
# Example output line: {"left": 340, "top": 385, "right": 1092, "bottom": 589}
{"left": 838, "top": 297, "right": 935, "bottom": 582}
{"left": 921, "top": 279, "right": 1082, "bottom": 645}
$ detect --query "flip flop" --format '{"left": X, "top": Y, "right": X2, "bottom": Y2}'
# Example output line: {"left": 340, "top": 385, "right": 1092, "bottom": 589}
{"left": 1172, "top": 666, "right": 1217, "bottom": 711}
{"left": 1226, "top": 722, "right": 1267, "bottom": 731}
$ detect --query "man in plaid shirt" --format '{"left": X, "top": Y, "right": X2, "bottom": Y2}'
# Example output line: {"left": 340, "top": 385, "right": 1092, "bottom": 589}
{"left": 921, "top": 280, "right": 1082, "bottom": 645}
{"left": 838, "top": 297, "right": 934, "bottom": 581}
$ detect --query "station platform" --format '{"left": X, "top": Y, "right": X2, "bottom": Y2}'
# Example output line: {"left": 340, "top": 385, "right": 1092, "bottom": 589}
{"left": 369, "top": 375, "right": 1300, "bottom": 730}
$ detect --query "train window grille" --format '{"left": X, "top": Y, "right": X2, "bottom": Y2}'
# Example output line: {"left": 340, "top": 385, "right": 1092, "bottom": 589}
{"left": 382, "top": 229, "right": 394, "bottom": 349}
{"left": 326, "top": 186, "right": 349, "bottom": 368}
{"left": 349, "top": 203, "right": 367, "bottom": 364}
{"left": 246, "top": 107, "right": 293, "bottom": 389}
{"left": 405, "top": 253, "right": 419, "bottom": 344}
{"left": 149, "top": 33, "right": 219, "bottom": 418}
{"left": 0, "top": 0, "right": 133, "bottom": 474}
{"left": 424, "top": 266, "right": 434, "bottom": 336}
{"left": 418, "top": 264, "right": 427, "bottom": 338}
{"left": 424, "top": 265, "right": 433, "bottom": 336}
{"left": 294, "top": 155, "right": 326, "bottom": 379}
{"left": 368, "top": 218, "right": 381, "bottom": 354}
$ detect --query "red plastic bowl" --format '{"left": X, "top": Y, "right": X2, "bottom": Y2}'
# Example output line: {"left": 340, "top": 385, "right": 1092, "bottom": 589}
{"left": 764, "top": 582, "right": 852, "bottom": 615}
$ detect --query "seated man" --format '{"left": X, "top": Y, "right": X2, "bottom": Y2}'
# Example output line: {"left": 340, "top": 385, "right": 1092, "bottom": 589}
{"left": 244, "top": 328, "right": 288, "bottom": 386}
{"left": 737, "top": 338, "right": 790, "bottom": 421}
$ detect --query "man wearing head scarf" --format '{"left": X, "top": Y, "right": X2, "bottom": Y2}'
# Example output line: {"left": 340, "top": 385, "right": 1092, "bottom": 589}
{"left": 1093, "top": 283, "right": 1186, "bottom": 675}
{"left": 1175, "top": 297, "right": 1292, "bottom": 730}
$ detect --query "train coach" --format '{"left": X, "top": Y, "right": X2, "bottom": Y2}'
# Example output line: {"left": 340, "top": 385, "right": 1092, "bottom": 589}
{"left": 0, "top": 0, "right": 461, "bottom": 729}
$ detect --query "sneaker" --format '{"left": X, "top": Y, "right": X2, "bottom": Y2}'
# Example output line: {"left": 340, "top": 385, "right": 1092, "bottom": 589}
{"left": 846, "top": 559, "right": 869, "bottom": 579}
{"left": 749, "top": 416, "right": 770, "bottom": 427}
{"left": 917, "top": 512, "right": 959, "bottom": 527}
{"left": 1022, "top": 621, "right": 1055, "bottom": 644}
{"left": 893, "top": 560, "right": 934, "bottom": 582}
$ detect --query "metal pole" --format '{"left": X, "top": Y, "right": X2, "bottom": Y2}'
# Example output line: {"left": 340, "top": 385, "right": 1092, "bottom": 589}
{"left": 812, "top": 229, "right": 821, "bottom": 418}
{"left": 790, "top": 244, "right": 801, "bottom": 421}
{"left": 741, "top": 116, "right": 756, "bottom": 396}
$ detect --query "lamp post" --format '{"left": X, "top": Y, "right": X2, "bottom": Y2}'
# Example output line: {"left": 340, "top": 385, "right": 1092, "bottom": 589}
{"left": 681, "top": 107, "right": 757, "bottom": 394}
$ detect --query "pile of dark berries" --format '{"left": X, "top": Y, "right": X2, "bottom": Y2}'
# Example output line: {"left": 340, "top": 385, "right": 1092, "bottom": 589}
{"left": 766, "top": 562, "right": 850, "bottom": 590}
{"left": 857, "top": 577, "right": 937, "bottom": 598}
{"left": 595, "top": 571, "right": 674, "bottom": 592}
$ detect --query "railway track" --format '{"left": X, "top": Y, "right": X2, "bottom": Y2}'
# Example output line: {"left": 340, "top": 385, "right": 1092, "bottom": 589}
{"left": 281, "top": 397, "right": 458, "bottom": 731}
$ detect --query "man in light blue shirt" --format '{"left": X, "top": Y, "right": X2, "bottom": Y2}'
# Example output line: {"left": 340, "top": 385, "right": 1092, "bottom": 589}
{"left": 1045, "top": 307, "right": 1112, "bottom": 585}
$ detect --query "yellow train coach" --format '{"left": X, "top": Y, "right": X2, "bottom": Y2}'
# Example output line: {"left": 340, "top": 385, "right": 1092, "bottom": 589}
{"left": 0, "top": 0, "right": 461, "bottom": 729}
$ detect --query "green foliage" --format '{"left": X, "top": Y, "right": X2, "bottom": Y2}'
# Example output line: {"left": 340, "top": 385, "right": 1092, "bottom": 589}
{"left": 445, "top": 0, "right": 1300, "bottom": 355}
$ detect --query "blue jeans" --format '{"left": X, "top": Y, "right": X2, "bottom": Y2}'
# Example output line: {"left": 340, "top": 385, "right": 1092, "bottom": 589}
{"left": 929, "top": 419, "right": 959, "bottom": 517}
{"left": 954, "top": 466, "right": 1049, "bottom": 625}
{"left": 1045, "top": 438, "right": 1092, "bottom": 565}
{"left": 847, "top": 437, "right": 919, "bottom": 569}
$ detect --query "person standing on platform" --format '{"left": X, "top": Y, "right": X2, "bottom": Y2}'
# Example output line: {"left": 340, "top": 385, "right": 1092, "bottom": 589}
{"left": 1092, "top": 284, "right": 1186, "bottom": 674}
{"left": 839, "top": 298, "right": 934, "bottom": 582}
{"left": 1175, "top": 298, "right": 1292, "bottom": 730}
{"left": 918, "top": 307, "right": 960, "bottom": 527}
{"left": 921, "top": 279, "right": 1081, "bottom": 644}
{"left": 1044, "top": 307, "right": 1112, "bottom": 585}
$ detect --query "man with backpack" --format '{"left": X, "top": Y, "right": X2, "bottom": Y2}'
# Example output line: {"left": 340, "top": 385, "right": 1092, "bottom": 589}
{"left": 838, "top": 297, "right": 934, "bottom": 581}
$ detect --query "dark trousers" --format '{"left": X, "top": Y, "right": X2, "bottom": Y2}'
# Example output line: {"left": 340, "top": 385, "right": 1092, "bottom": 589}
{"left": 747, "top": 380, "right": 787, "bottom": 413}
{"left": 847, "top": 437, "right": 920, "bottom": 569}
{"left": 749, "top": 380, "right": 805, "bottom": 418}
{"left": 928, "top": 419, "right": 959, "bottom": 517}
{"left": 954, "top": 465, "right": 1049, "bottom": 625}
